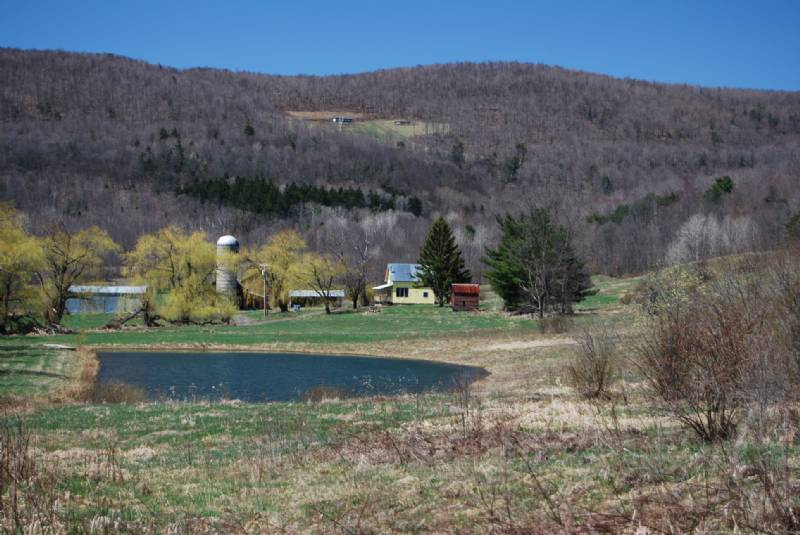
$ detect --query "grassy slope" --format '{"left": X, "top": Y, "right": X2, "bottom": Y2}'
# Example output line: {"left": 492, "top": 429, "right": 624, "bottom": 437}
{"left": 6, "top": 302, "right": 536, "bottom": 348}
{"left": 0, "top": 346, "right": 80, "bottom": 397}
{"left": 286, "top": 111, "right": 449, "bottom": 142}
{"left": 346, "top": 119, "right": 449, "bottom": 141}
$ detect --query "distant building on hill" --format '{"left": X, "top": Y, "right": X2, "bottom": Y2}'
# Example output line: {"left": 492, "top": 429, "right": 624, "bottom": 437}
{"left": 372, "top": 263, "right": 435, "bottom": 305}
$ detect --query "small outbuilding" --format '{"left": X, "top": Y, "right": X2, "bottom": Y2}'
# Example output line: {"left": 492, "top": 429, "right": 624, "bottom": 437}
{"left": 67, "top": 285, "right": 148, "bottom": 314}
{"left": 289, "top": 289, "right": 345, "bottom": 308}
{"left": 451, "top": 284, "right": 480, "bottom": 311}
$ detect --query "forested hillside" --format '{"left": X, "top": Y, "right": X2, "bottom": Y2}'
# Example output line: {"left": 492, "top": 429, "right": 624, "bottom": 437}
{"left": 1, "top": 48, "right": 799, "bottom": 277}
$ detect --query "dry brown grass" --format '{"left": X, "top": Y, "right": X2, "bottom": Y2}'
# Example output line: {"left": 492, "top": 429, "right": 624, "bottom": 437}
{"left": 284, "top": 110, "right": 370, "bottom": 121}
{"left": 48, "top": 346, "right": 98, "bottom": 403}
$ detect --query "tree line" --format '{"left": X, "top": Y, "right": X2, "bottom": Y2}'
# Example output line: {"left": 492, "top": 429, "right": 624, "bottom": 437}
{"left": 1, "top": 201, "right": 594, "bottom": 333}
{"left": 178, "top": 177, "right": 423, "bottom": 217}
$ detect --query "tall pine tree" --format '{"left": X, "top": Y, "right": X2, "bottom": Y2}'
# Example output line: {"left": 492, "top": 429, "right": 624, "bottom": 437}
{"left": 484, "top": 209, "right": 593, "bottom": 316}
{"left": 418, "top": 218, "right": 471, "bottom": 307}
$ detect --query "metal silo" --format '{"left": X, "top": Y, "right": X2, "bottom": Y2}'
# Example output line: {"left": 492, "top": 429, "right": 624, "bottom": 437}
{"left": 216, "top": 235, "right": 240, "bottom": 302}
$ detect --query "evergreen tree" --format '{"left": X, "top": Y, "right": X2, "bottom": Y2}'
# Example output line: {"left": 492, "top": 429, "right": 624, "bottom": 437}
{"left": 417, "top": 218, "right": 471, "bottom": 307}
{"left": 484, "top": 209, "right": 593, "bottom": 316}
{"left": 787, "top": 211, "right": 800, "bottom": 241}
{"left": 449, "top": 140, "right": 465, "bottom": 168}
{"left": 407, "top": 196, "right": 423, "bottom": 217}
{"left": 704, "top": 175, "right": 734, "bottom": 202}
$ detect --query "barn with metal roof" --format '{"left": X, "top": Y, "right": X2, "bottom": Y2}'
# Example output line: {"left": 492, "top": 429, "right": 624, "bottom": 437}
{"left": 66, "top": 285, "right": 147, "bottom": 314}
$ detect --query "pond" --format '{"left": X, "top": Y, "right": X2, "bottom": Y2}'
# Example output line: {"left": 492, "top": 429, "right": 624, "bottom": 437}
{"left": 96, "top": 351, "right": 488, "bottom": 402}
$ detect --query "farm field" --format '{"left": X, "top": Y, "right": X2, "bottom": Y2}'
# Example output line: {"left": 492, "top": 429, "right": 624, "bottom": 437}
{"left": 346, "top": 118, "right": 450, "bottom": 140}
{"left": 8, "top": 280, "right": 632, "bottom": 351}
{"left": 0, "top": 346, "right": 79, "bottom": 397}
{"left": 0, "top": 273, "right": 796, "bottom": 532}
{"left": 284, "top": 110, "right": 448, "bottom": 141}
{"left": 7, "top": 303, "right": 537, "bottom": 349}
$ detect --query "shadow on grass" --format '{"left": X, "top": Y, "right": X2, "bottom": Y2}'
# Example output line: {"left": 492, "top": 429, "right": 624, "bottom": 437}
{"left": 0, "top": 369, "right": 67, "bottom": 379}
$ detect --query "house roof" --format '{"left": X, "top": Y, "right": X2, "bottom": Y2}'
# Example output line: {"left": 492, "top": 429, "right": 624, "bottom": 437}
{"left": 372, "top": 282, "right": 393, "bottom": 291}
{"left": 387, "top": 263, "right": 421, "bottom": 283}
{"left": 69, "top": 285, "right": 148, "bottom": 295}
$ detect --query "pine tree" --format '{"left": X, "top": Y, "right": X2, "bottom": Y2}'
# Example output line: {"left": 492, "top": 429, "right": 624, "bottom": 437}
{"left": 787, "top": 211, "right": 800, "bottom": 241}
{"left": 418, "top": 218, "right": 471, "bottom": 307}
{"left": 484, "top": 209, "right": 593, "bottom": 316}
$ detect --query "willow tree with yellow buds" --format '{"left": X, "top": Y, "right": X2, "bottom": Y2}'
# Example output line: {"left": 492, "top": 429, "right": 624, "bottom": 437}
{"left": 240, "top": 230, "right": 307, "bottom": 312}
{"left": 36, "top": 225, "right": 119, "bottom": 324}
{"left": 0, "top": 204, "right": 43, "bottom": 332}
{"left": 125, "top": 226, "right": 235, "bottom": 324}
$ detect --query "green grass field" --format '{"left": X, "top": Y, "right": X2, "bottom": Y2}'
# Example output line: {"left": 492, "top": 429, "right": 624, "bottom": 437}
{"left": 3, "top": 303, "right": 540, "bottom": 349}
{"left": 574, "top": 274, "right": 641, "bottom": 311}
{"left": 0, "top": 345, "right": 79, "bottom": 397}
{"left": 290, "top": 111, "right": 450, "bottom": 143}
{"left": 6, "top": 276, "right": 634, "bottom": 350}
{"left": 345, "top": 119, "right": 449, "bottom": 141}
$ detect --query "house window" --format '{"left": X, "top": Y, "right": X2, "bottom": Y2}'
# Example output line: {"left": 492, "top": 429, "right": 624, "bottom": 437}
{"left": 395, "top": 287, "right": 409, "bottom": 298}
{"left": 423, "top": 292, "right": 429, "bottom": 298}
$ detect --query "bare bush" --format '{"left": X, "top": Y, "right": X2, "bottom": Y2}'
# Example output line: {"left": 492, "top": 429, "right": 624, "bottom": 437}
{"left": 636, "top": 251, "right": 800, "bottom": 442}
{"left": 566, "top": 329, "right": 618, "bottom": 399}
{"left": 537, "top": 314, "right": 574, "bottom": 334}
{"left": 637, "top": 292, "right": 759, "bottom": 441}
{"left": 0, "top": 420, "right": 60, "bottom": 532}
{"left": 302, "top": 384, "right": 356, "bottom": 403}
{"left": 90, "top": 381, "right": 147, "bottom": 404}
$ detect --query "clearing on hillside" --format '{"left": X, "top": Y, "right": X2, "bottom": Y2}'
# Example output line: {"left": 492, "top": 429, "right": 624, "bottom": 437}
{"left": 284, "top": 110, "right": 449, "bottom": 141}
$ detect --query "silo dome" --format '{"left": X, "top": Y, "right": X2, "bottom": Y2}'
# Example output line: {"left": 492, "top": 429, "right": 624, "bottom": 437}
{"left": 216, "top": 235, "right": 239, "bottom": 248}
{"left": 216, "top": 235, "right": 240, "bottom": 304}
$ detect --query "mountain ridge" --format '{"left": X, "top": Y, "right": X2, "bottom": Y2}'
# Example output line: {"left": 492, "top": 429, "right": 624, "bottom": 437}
{"left": 1, "top": 47, "right": 798, "bottom": 276}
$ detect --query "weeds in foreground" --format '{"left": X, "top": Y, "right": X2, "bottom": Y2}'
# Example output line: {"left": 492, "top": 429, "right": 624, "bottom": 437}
{"left": 565, "top": 328, "right": 618, "bottom": 399}
{"left": 0, "top": 419, "right": 61, "bottom": 533}
{"left": 89, "top": 380, "right": 147, "bottom": 404}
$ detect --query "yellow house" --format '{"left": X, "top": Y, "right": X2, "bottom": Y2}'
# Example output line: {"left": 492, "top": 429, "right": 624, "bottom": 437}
{"left": 372, "top": 263, "right": 435, "bottom": 305}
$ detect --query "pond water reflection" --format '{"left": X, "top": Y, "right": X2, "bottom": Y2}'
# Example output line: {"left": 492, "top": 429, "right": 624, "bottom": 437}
{"left": 97, "top": 351, "right": 487, "bottom": 402}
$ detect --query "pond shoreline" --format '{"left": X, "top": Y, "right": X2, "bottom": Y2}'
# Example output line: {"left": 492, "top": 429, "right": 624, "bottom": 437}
{"left": 86, "top": 342, "right": 491, "bottom": 384}
{"left": 95, "top": 349, "right": 489, "bottom": 403}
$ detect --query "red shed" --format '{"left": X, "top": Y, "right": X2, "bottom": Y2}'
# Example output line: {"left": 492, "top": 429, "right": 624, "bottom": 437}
{"left": 451, "top": 283, "right": 480, "bottom": 311}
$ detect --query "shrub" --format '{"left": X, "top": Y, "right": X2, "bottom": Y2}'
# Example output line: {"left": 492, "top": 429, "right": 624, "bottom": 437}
{"left": 303, "top": 384, "right": 355, "bottom": 403}
{"left": 566, "top": 329, "right": 618, "bottom": 399}
{"left": 91, "top": 381, "right": 147, "bottom": 404}
{"left": 537, "top": 314, "right": 574, "bottom": 334}
{"left": 635, "top": 253, "right": 800, "bottom": 442}
{"left": 637, "top": 299, "right": 754, "bottom": 441}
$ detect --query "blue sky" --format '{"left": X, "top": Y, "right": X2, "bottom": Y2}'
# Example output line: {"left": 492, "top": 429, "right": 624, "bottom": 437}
{"left": 1, "top": 0, "right": 798, "bottom": 90}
